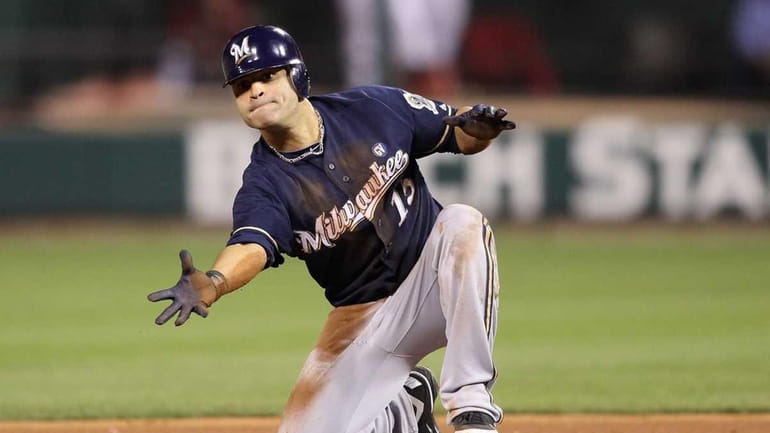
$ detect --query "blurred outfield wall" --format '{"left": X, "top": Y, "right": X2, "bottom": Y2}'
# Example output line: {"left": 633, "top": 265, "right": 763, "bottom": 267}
{"left": 187, "top": 117, "right": 769, "bottom": 223}
{"left": 1, "top": 99, "right": 768, "bottom": 222}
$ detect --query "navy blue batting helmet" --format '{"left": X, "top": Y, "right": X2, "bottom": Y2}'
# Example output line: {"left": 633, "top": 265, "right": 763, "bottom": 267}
{"left": 221, "top": 25, "right": 310, "bottom": 98}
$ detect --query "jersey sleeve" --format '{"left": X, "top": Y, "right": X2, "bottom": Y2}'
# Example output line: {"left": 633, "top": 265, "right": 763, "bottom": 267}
{"left": 366, "top": 86, "right": 461, "bottom": 157}
{"left": 401, "top": 90, "right": 462, "bottom": 157}
{"left": 227, "top": 170, "right": 293, "bottom": 268}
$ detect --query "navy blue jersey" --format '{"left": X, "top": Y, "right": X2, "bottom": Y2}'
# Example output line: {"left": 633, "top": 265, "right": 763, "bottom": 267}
{"left": 227, "top": 86, "right": 460, "bottom": 306}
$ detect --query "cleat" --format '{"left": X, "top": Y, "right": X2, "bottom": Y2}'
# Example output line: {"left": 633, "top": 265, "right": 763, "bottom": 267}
{"left": 404, "top": 366, "right": 441, "bottom": 433}
{"left": 450, "top": 411, "right": 497, "bottom": 432}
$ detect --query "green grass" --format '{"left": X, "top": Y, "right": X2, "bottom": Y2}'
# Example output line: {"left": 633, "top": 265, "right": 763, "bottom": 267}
{"left": 0, "top": 221, "right": 768, "bottom": 419}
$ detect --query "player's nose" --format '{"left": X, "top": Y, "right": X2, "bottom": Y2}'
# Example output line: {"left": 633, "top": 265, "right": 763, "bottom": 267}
{"left": 249, "top": 81, "right": 265, "bottom": 99}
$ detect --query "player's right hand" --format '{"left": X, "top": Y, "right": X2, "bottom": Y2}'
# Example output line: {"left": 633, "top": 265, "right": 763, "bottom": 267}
{"left": 443, "top": 104, "right": 516, "bottom": 140}
{"left": 147, "top": 250, "right": 220, "bottom": 326}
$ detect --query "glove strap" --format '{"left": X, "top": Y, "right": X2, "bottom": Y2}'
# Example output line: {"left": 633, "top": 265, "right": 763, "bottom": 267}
{"left": 205, "top": 270, "right": 231, "bottom": 303}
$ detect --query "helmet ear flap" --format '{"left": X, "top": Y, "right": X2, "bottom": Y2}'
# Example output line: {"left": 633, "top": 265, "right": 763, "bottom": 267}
{"left": 289, "top": 64, "right": 311, "bottom": 99}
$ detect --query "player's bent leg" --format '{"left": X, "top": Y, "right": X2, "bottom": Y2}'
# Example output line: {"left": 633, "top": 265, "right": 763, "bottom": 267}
{"left": 277, "top": 204, "right": 501, "bottom": 433}
{"left": 277, "top": 277, "right": 445, "bottom": 433}
{"left": 430, "top": 204, "right": 503, "bottom": 428}
{"left": 278, "top": 300, "right": 409, "bottom": 433}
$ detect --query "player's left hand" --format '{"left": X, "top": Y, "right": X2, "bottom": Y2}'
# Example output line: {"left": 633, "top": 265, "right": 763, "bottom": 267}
{"left": 443, "top": 104, "right": 516, "bottom": 140}
{"left": 147, "top": 250, "right": 221, "bottom": 326}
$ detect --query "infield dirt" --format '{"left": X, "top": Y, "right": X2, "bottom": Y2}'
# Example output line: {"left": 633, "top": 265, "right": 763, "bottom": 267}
{"left": 2, "top": 414, "right": 770, "bottom": 433}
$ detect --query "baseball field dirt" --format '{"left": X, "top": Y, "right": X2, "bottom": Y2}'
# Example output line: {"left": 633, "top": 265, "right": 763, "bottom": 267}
{"left": 1, "top": 414, "right": 770, "bottom": 433}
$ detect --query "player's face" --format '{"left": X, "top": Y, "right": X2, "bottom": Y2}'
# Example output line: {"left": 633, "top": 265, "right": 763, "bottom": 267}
{"left": 231, "top": 68, "right": 300, "bottom": 130}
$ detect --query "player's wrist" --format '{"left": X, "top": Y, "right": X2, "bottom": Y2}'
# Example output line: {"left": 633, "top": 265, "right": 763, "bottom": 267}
{"left": 204, "top": 270, "right": 231, "bottom": 305}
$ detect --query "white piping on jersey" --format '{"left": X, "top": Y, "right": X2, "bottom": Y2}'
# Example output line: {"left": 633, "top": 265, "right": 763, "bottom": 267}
{"left": 231, "top": 226, "right": 280, "bottom": 251}
{"left": 418, "top": 106, "right": 455, "bottom": 157}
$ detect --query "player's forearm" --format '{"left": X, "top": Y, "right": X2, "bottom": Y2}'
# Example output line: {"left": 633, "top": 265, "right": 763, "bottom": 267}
{"left": 210, "top": 243, "right": 267, "bottom": 296}
{"left": 453, "top": 106, "right": 493, "bottom": 155}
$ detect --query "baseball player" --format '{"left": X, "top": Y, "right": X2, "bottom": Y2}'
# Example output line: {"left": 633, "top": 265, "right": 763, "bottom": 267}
{"left": 148, "top": 25, "right": 515, "bottom": 433}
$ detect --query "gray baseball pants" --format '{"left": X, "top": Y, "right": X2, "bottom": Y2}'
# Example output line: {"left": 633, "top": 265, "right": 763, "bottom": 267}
{"left": 278, "top": 204, "right": 502, "bottom": 433}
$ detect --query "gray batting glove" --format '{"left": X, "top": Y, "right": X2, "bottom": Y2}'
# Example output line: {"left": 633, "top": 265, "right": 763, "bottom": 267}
{"left": 147, "top": 250, "right": 224, "bottom": 326}
{"left": 443, "top": 104, "right": 516, "bottom": 140}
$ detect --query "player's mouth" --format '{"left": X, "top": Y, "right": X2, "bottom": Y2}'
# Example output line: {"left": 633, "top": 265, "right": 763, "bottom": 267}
{"left": 249, "top": 101, "right": 275, "bottom": 113}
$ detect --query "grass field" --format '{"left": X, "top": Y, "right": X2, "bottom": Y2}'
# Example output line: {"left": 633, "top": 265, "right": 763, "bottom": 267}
{"left": 0, "top": 219, "right": 768, "bottom": 420}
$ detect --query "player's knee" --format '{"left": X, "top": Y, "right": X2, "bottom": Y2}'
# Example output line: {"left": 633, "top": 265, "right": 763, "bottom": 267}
{"left": 440, "top": 204, "right": 483, "bottom": 224}
{"left": 437, "top": 204, "right": 485, "bottom": 239}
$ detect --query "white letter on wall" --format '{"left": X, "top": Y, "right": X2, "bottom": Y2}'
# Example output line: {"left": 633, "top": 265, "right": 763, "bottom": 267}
{"left": 693, "top": 123, "right": 767, "bottom": 220}
{"left": 569, "top": 117, "right": 651, "bottom": 221}
{"left": 422, "top": 128, "right": 544, "bottom": 220}
{"left": 649, "top": 124, "right": 704, "bottom": 220}
{"left": 464, "top": 127, "right": 544, "bottom": 221}
{"left": 186, "top": 121, "right": 259, "bottom": 224}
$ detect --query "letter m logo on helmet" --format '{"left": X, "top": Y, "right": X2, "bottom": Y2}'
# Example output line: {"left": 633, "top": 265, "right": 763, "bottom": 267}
{"left": 230, "top": 36, "right": 257, "bottom": 65}
{"left": 221, "top": 25, "right": 311, "bottom": 99}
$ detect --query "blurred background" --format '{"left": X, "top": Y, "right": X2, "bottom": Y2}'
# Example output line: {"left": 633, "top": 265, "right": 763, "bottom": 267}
{"left": 0, "top": 0, "right": 769, "bottom": 222}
